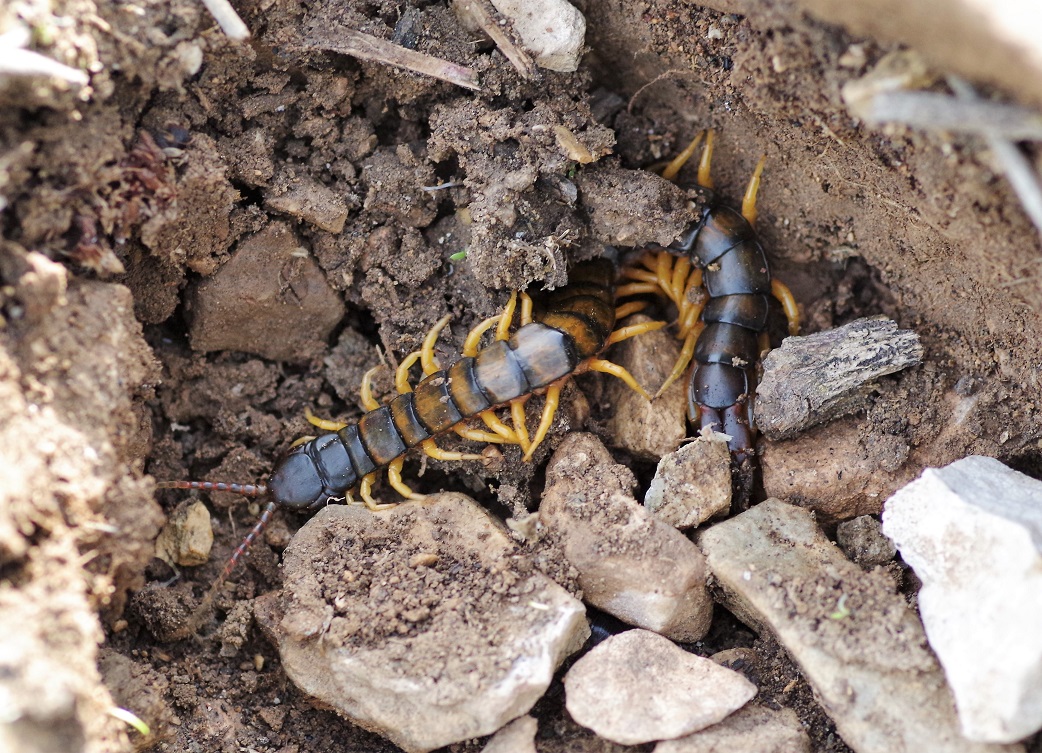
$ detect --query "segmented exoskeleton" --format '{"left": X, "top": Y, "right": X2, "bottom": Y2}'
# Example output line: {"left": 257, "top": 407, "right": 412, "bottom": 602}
{"left": 158, "top": 258, "right": 660, "bottom": 631}
{"left": 621, "top": 130, "right": 800, "bottom": 466}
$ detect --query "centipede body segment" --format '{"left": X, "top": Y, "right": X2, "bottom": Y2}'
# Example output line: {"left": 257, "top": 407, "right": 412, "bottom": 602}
{"left": 623, "top": 130, "right": 800, "bottom": 464}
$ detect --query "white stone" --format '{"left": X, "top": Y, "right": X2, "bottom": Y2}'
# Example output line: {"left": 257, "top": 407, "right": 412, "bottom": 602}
{"left": 260, "top": 494, "right": 590, "bottom": 753}
{"left": 883, "top": 456, "right": 1042, "bottom": 743}
{"left": 482, "top": 715, "right": 537, "bottom": 753}
{"left": 564, "top": 630, "right": 756, "bottom": 745}
{"left": 654, "top": 704, "right": 811, "bottom": 753}
{"left": 540, "top": 434, "right": 713, "bottom": 642}
{"left": 488, "top": 0, "right": 586, "bottom": 72}
{"left": 698, "top": 499, "right": 1022, "bottom": 753}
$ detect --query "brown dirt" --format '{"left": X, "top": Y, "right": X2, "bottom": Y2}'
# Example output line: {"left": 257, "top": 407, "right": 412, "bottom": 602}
{"left": 2, "top": 0, "right": 1041, "bottom": 751}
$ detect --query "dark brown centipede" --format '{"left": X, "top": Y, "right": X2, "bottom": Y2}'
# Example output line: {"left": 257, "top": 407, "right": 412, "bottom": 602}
{"left": 621, "top": 130, "right": 800, "bottom": 468}
{"left": 158, "top": 258, "right": 660, "bottom": 621}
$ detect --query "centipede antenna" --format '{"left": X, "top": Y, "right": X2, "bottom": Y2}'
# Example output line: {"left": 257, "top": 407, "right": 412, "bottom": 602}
{"left": 156, "top": 480, "right": 268, "bottom": 497}
{"left": 156, "top": 480, "right": 273, "bottom": 638}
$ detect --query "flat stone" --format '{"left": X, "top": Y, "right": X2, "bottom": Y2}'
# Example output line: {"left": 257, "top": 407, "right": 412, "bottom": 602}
{"left": 883, "top": 456, "right": 1042, "bottom": 743}
{"left": 645, "top": 432, "right": 732, "bottom": 529}
{"left": 654, "top": 705, "right": 811, "bottom": 753}
{"left": 605, "top": 314, "right": 687, "bottom": 461}
{"left": 698, "top": 499, "right": 1022, "bottom": 753}
{"left": 188, "top": 222, "right": 345, "bottom": 362}
{"left": 257, "top": 494, "right": 589, "bottom": 753}
{"left": 488, "top": 0, "right": 586, "bottom": 72}
{"left": 481, "top": 715, "right": 537, "bottom": 753}
{"left": 539, "top": 433, "right": 713, "bottom": 643}
{"left": 564, "top": 630, "right": 756, "bottom": 745}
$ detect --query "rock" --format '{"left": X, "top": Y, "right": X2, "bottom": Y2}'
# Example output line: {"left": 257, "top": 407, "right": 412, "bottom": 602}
{"left": 188, "top": 222, "right": 345, "bottom": 362}
{"left": 564, "top": 630, "right": 756, "bottom": 745}
{"left": 698, "top": 499, "right": 1021, "bottom": 753}
{"left": 654, "top": 705, "right": 811, "bottom": 753}
{"left": 645, "top": 433, "right": 732, "bottom": 529}
{"left": 882, "top": 456, "right": 1042, "bottom": 743}
{"left": 794, "top": 0, "right": 1042, "bottom": 110}
{"left": 539, "top": 433, "right": 713, "bottom": 643}
{"left": 488, "top": 0, "right": 586, "bottom": 72}
{"left": 760, "top": 415, "right": 913, "bottom": 523}
{"left": 264, "top": 167, "right": 349, "bottom": 233}
{"left": 153, "top": 500, "right": 213, "bottom": 567}
{"left": 481, "top": 715, "right": 537, "bottom": 753}
{"left": 257, "top": 494, "right": 588, "bottom": 753}
{"left": 755, "top": 317, "right": 922, "bottom": 441}
{"left": 836, "top": 515, "right": 896, "bottom": 568}
{"left": 605, "top": 314, "right": 687, "bottom": 461}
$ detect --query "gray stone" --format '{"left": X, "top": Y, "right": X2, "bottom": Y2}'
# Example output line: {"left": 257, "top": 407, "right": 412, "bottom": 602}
{"left": 258, "top": 494, "right": 589, "bottom": 753}
{"left": 540, "top": 434, "right": 713, "bottom": 642}
{"left": 698, "top": 499, "right": 1022, "bottom": 753}
{"left": 564, "top": 630, "right": 756, "bottom": 745}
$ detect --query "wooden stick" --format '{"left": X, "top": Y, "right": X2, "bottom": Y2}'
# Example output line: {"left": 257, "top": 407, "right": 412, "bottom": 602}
{"left": 310, "top": 28, "right": 480, "bottom": 91}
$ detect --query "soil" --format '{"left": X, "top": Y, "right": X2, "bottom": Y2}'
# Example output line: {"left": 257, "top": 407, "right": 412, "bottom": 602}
{"left": 2, "top": 0, "right": 1041, "bottom": 752}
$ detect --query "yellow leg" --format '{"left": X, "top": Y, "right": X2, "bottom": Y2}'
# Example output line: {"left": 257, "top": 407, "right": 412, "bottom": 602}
{"left": 290, "top": 434, "right": 316, "bottom": 448}
{"left": 660, "top": 130, "right": 705, "bottom": 183}
{"left": 396, "top": 351, "right": 421, "bottom": 394}
{"left": 455, "top": 424, "right": 509, "bottom": 444}
{"left": 655, "top": 250, "right": 675, "bottom": 298}
{"left": 496, "top": 291, "right": 518, "bottom": 341}
{"left": 606, "top": 319, "right": 667, "bottom": 346}
{"left": 464, "top": 314, "right": 501, "bottom": 357}
{"left": 304, "top": 406, "right": 348, "bottom": 431}
{"left": 771, "top": 278, "right": 801, "bottom": 336}
{"left": 510, "top": 396, "right": 532, "bottom": 454}
{"left": 479, "top": 410, "right": 521, "bottom": 443}
{"left": 742, "top": 155, "right": 767, "bottom": 225}
{"left": 421, "top": 438, "right": 483, "bottom": 462}
{"left": 421, "top": 314, "right": 452, "bottom": 376}
{"left": 697, "top": 128, "right": 715, "bottom": 189}
{"left": 654, "top": 324, "right": 701, "bottom": 398}
{"left": 519, "top": 291, "right": 533, "bottom": 326}
{"left": 620, "top": 266, "right": 658, "bottom": 285}
{"left": 615, "top": 300, "right": 648, "bottom": 319}
{"left": 359, "top": 472, "right": 397, "bottom": 511}
{"left": 588, "top": 359, "right": 652, "bottom": 401}
{"left": 523, "top": 383, "right": 562, "bottom": 461}
{"left": 670, "top": 255, "right": 692, "bottom": 306}
{"left": 387, "top": 457, "right": 426, "bottom": 501}
{"left": 359, "top": 366, "right": 382, "bottom": 411}
{"left": 616, "top": 281, "right": 660, "bottom": 298}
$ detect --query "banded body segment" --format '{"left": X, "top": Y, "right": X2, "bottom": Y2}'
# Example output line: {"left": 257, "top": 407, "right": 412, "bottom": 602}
{"left": 265, "top": 259, "right": 618, "bottom": 511}
{"left": 672, "top": 201, "right": 773, "bottom": 459}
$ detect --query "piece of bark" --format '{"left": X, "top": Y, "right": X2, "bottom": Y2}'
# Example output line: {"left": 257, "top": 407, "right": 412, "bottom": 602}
{"left": 754, "top": 316, "right": 922, "bottom": 440}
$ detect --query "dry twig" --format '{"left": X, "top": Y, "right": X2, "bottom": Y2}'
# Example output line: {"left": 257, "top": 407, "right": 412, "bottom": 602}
{"left": 308, "top": 27, "right": 480, "bottom": 91}
{"left": 451, "top": 0, "right": 535, "bottom": 79}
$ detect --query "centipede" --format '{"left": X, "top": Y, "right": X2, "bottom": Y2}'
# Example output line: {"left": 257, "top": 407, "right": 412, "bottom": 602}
{"left": 620, "top": 129, "right": 800, "bottom": 478}
{"left": 158, "top": 258, "right": 662, "bottom": 632}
